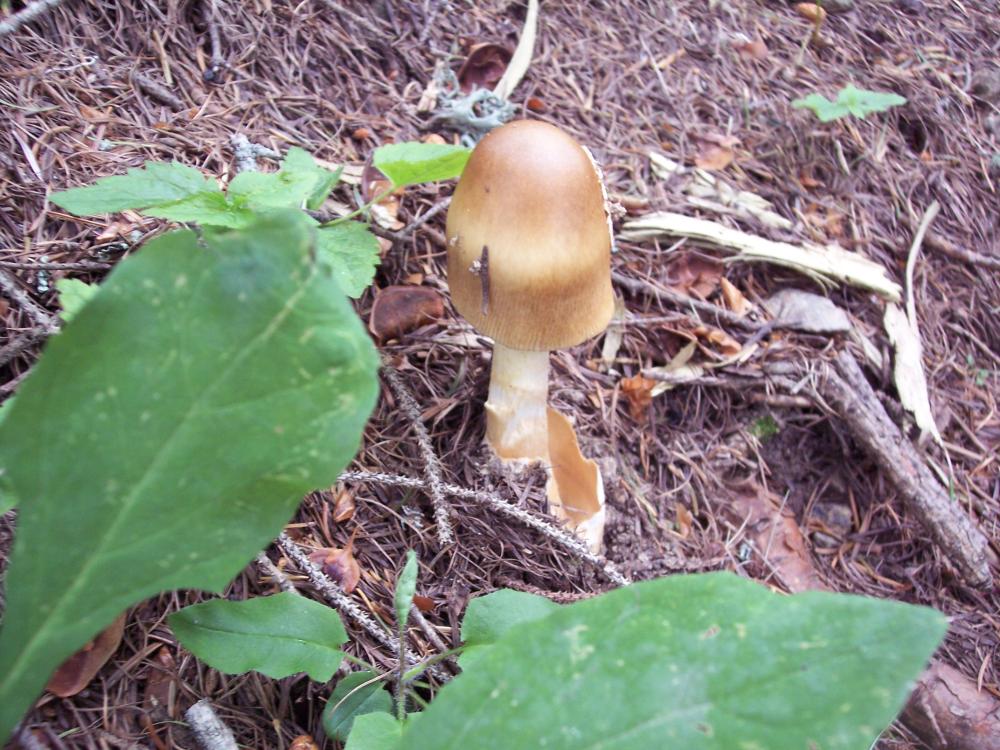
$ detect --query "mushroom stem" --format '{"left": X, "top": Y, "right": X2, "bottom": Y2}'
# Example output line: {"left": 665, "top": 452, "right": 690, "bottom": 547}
{"left": 485, "top": 343, "right": 550, "bottom": 461}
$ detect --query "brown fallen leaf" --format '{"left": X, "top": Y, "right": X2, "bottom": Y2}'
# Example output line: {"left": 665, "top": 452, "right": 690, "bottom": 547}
{"left": 290, "top": 736, "right": 320, "bottom": 750}
{"left": 47, "top": 613, "right": 127, "bottom": 697}
{"left": 332, "top": 486, "right": 356, "bottom": 523}
{"left": 413, "top": 595, "right": 436, "bottom": 613}
{"left": 728, "top": 481, "right": 828, "bottom": 593}
{"left": 620, "top": 374, "right": 657, "bottom": 421}
{"left": 733, "top": 37, "right": 768, "bottom": 60}
{"left": 694, "top": 134, "right": 739, "bottom": 171}
{"left": 308, "top": 529, "right": 361, "bottom": 594}
{"left": 675, "top": 502, "right": 694, "bottom": 538}
{"left": 352, "top": 128, "right": 372, "bottom": 141}
{"left": 693, "top": 324, "right": 742, "bottom": 356}
{"left": 369, "top": 285, "right": 445, "bottom": 342}
{"left": 720, "top": 277, "right": 751, "bottom": 317}
{"left": 663, "top": 253, "right": 723, "bottom": 299}
{"left": 794, "top": 2, "right": 827, "bottom": 23}
{"left": 457, "top": 43, "right": 512, "bottom": 92}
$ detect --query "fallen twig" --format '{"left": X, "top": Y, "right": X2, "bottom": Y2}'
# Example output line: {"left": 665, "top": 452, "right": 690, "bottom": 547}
{"left": 817, "top": 351, "right": 993, "bottom": 588}
{"left": 380, "top": 362, "right": 455, "bottom": 547}
{"left": 0, "top": 269, "right": 58, "bottom": 333}
{"left": 338, "top": 468, "right": 630, "bottom": 587}
{"left": 0, "top": 0, "right": 64, "bottom": 39}
{"left": 132, "top": 72, "right": 185, "bottom": 109}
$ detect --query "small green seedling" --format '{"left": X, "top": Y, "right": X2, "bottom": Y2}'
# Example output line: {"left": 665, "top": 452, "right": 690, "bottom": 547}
{"left": 793, "top": 84, "right": 906, "bottom": 122}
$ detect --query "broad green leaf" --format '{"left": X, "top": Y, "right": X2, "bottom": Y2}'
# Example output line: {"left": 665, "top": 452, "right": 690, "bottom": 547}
{"left": 56, "top": 278, "right": 98, "bottom": 322}
{"left": 51, "top": 162, "right": 219, "bottom": 216}
{"left": 793, "top": 85, "right": 907, "bottom": 122}
{"left": 397, "top": 572, "right": 946, "bottom": 750}
{"left": 323, "top": 671, "right": 393, "bottom": 742}
{"left": 373, "top": 142, "right": 470, "bottom": 187}
{"left": 282, "top": 147, "right": 343, "bottom": 209}
{"left": 0, "top": 400, "right": 13, "bottom": 513}
{"left": 0, "top": 212, "right": 379, "bottom": 742}
{"left": 316, "top": 222, "right": 381, "bottom": 298}
{"left": 394, "top": 551, "right": 419, "bottom": 632}
{"left": 169, "top": 592, "right": 347, "bottom": 681}
{"left": 345, "top": 712, "right": 404, "bottom": 750}
{"left": 141, "top": 190, "right": 256, "bottom": 228}
{"left": 460, "top": 588, "right": 559, "bottom": 648}
{"left": 228, "top": 169, "right": 319, "bottom": 210}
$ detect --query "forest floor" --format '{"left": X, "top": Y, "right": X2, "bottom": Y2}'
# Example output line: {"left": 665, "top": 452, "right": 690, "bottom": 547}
{"left": 1, "top": 1, "right": 998, "bottom": 749}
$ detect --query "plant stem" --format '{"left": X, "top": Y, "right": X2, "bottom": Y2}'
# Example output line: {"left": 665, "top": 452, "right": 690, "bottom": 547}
{"left": 322, "top": 184, "right": 397, "bottom": 227}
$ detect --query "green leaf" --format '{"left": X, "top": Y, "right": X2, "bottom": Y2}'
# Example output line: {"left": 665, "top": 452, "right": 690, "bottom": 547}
{"left": 373, "top": 142, "right": 470, "bottom": 187}
{"left": 141, "top": 190, "right": 255, "bottom": 228}
{"left": 316, "top": 222, "right": 381, "bottom": 298}
{"left": 345, "top": 712, "right": 404, "bottom": 750}
{"left": 0, "top": 212, "right": 379, "bottom": 742}
{"left": 793, "top": 85, "right": 907, "bottom": 122}
{"left": 282, "top": 147, "right": 343, "bottom": 209}
{"left": 323, "top": 671, "right": 393, "bottom": 742}
{"left": 460, "top": 589, "right": 560, "bottom": 648}
{"left": 228, "top": 169, "right": 319, "bottom": 210}
{"left": 394, "top": 551, "right": 419, "bottom": 632}
{"left": 56, "top": 279, "right": 99, "bottom": 322}
{"left": 51, "top": 162, "right": 219, "bottom": 216}
{"left": 397, "top": 572, "right": 946, "bottom": 750}
{"left": 169, "top": 592, "right": 347, "bottom": 681}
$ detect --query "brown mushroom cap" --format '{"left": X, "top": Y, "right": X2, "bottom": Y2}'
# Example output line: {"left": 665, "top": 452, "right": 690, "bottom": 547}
{"left": 445, "top": 120, "right": 614, "bottom": 351}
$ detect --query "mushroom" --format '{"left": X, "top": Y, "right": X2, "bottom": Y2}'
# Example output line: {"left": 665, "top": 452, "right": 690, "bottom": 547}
{"left": 445, "top": 119, "right": 613, "bottom": 548}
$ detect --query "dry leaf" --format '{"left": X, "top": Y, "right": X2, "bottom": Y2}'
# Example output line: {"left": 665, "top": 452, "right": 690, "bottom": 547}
{"left": 663, "top": 253, "right": 723, "bottom": 299}
{"left": 729, "top": 481, "right": 828, "bottom": 594}
{"left": 332, "top": 486, "right": 356, "bottom": 523}
{"left": 693, "top": 324, "right": 742, "bottom": 356}
{"left": 620, "top": 374, "right": 657, "bottom": 421}
{"left": 794, "top": 2, "right": 827, "bottom": 23}
{"left": 694, "top": 134, "right": 739, "bottom": 171}
{"left": 308, "top": 529, "right": 361, "bottom": 593}
{"left": 526, "top": 96, "right": 546, "bottom": 112}
{"left": 720, "top": 277, "right": 751, "bottom": 317}
{"left": 764, "top": 289, "right": 851, "bottom": 333}
{"left": 675, "top": 502, "right": 694, "bottom": 538}
{"left": 413, "top": 595, "right": 435, "bottom": 613}
{"left": 421, "top": 133, "right": 447, "bottom": 145}
{"left": 352, "top": 128, "right": 372, "bottom": 141}
{"left": 369, "top": 285, "right": 445, "bottom": 342}
{"left": 733, "top": 37, "right": 768, "bottom": 60}
{"left": 457, "top": 43, "right": 512, "bottom": 92}
{"left": 290, "top": 736, "right": 319, "bottom": 750}
{"left": 47, "top": 613, "right": 126, "bottom": 697}
{"left": 884, "top": 303, "right": 941, "bottom": 444}
{"left": 141, "top": 646, "right": 176, "bottom": 720}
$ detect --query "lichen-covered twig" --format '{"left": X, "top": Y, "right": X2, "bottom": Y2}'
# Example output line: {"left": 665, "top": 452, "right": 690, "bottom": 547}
{"left": 380, "top": 363, "right": 455, "bottom": 547}
{"left": 0, "top": 270, "right": 58, "bottom": 333}
{"left": 184, "top": 699, "right": 238, "bottom": 750}
{"left": 0, "top": 0, "right": 64, "bottom": 39}
{"left": 254, "top": 552, "right": 296, "bottom": 593}
{"left": 229, "top": 134, "right": 279, "bottom": 174}
{"left": 339, "top": 469, "right": 630, "bottom": 587}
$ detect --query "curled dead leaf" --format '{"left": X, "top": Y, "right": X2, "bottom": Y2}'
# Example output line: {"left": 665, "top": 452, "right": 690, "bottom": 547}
{"left": 332, "top": 486, "right": 356, "bottom": 523}
{"left": 47, "top": 613, "right": 126, "bottom": 697}
{"left": 664, "top": 253, "right": 723, "bottom": 299}
{"left": 620, "top": 374, "right": 657, "bottom": 422}
{"left": 720, "top": 277, "right": 751, "bottom": 317}
{"left": 457, "top": 43, "right": 512, "bottom": 92}
{"left": 308, "top": 529, "right": 361, "bottom": 593}
{"left": 733, "top": 37, "right": 768, "bottom": 60}
{"left": 675, "top": 502, "right": 694, "bottom": 538}
{"left": 369, "top": 285, "right": 445, "bottom": 342}
{"left": 693, "top": 324, "right": 742, "bottom": 356}
{"left": 794, "top": 2, "right": 827, "bottom": 23}
{"left": 693, "top": 134, "right": 739, "bottom": 171}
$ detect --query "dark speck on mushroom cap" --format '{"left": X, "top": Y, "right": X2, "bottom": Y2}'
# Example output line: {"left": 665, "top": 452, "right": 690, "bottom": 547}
{"left": 445, "top": 120, "right": 614, "bottom": 351}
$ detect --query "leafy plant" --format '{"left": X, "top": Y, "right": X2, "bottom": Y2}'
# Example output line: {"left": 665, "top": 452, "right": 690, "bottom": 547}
{"left": 0, "top": 142, "right": 469, "bottom": 742}
{"left": 793, "top": 84, "right": 907, "bottom": 122}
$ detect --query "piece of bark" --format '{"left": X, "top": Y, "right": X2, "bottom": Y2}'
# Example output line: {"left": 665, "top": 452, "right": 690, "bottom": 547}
{"left": 902, "top": 661, "right": 1000, "bottom": 750}
{"left": 820, "top": 351, "right": 994, "bottom": 589}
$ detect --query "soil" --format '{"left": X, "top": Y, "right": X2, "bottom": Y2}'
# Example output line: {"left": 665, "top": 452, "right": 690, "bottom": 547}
{"left": 1, "top": 1, "right": 998, "bottom": 749}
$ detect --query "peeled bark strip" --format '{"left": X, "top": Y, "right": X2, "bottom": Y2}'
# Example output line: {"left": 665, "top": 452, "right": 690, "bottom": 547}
{"left": 902, "top": 662, "right": 1000, "bottom": 750}
{"left": 821, "top": 351, "right": 994, "bottom": 589}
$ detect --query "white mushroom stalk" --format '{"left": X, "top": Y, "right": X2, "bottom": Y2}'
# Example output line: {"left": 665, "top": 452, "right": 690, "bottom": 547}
{"left": 485, "top": 344, "right": 550, "bottom": 461}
